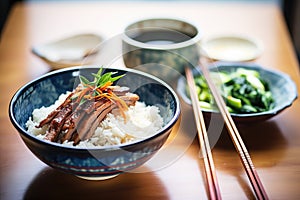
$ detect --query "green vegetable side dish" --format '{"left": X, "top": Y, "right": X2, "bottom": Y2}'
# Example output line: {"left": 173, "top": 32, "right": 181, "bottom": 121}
{"left": 186, "top": 68, "right": 275, "bottom": 114}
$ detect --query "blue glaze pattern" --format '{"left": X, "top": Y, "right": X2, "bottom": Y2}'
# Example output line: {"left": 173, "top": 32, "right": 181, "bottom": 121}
{"left": 177, "top": 62, "right": 297, "bottom": 123}
{"left": 9, "top": 66, "right": 180, "bottom": 179}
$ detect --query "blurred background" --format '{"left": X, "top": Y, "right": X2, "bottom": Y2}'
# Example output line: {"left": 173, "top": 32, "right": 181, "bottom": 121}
{"left": 0, "top": 0, "right": 299, "bottom": 61}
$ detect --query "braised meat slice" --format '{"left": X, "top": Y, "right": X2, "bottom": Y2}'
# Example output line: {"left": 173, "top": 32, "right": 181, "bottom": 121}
{"left": 74, "top": 93, "right": 139, "bottom": 144}
{"left": 37, "top": 85, "right": 139, "bottom": 145}
{"left": 43, "top": 103, "right": 73, "bottom": 142}
{"left": 36, "top": 92, "right": 75, "bottom": 128}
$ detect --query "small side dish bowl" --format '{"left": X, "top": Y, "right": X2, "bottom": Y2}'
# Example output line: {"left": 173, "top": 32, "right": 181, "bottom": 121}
{"left": 200, "top": 34, "right": 263, "bottom": 62}
{"left": 122, "top": 18, "right": 201, "bottom": 74}
{"left": 9, "top": 66, "right": 180, "bottom": 180}
{"left": 177, "top": 62, "right": 297, "bottom": 122}
{"left": 32, "top": 34, "right": 103, "bottom": 69}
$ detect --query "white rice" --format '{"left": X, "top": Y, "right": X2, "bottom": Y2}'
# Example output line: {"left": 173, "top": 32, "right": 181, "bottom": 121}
{"left": 26, "top": 92, "right": 164, "bottom": 147}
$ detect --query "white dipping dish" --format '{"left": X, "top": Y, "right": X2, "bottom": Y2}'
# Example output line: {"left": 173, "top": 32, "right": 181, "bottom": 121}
{"left": 200, "top": 35, "right": 263, "bottom": 62}
{"left": 32, "top": 33, "right": 103, "bottom": 69}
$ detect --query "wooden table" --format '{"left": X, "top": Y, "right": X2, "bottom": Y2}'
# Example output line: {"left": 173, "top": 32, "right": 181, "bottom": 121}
{"left": 1, "top": 1, "right": 300, "bottom": 199}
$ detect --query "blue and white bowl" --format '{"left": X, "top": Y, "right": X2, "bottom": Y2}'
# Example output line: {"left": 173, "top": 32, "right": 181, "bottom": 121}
{"left": 9, "top": 66, "right": 180, "bottom": 180}
{"left": 177, "top": 62, "right": 298, "bottom": 122}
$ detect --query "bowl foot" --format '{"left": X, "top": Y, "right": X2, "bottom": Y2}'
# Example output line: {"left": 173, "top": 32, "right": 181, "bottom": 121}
{"left": 76, "top": 174, "right": 119, "bottom": 181}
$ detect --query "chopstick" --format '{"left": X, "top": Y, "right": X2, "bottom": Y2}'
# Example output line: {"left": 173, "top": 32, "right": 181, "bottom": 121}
{"left": 185, "top": 67, "right": 222, "bottom": 200}
{"left": 198, "top": 59, "right": 269, "bottom": 200}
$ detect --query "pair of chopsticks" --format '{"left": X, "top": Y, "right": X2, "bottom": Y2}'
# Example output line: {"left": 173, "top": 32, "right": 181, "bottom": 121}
{"left": 185, "top": 68, "right": 222, "bottom": 200}
{"left": 187, "top": 58, "right": 269, "bottom": 200}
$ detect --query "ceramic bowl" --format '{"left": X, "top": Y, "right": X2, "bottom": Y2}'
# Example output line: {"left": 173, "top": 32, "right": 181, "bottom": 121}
{"left": 177, "top": 62, "right": 298, "bottom": 122}
{"left": 199, "top": 34, "right": 263, "bottom": 62}
{"left": 32, "top": 33, "right": 103, "bottom": 69}
{"left": 122, "top": 18, "right": 201, "bottom": 75}
{"left": 9, "top": 66, "right": 180, "bottom": 180}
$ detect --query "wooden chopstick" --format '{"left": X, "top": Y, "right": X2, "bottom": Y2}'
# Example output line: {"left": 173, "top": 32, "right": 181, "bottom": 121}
{"left": 198, "top": 59, "right": 269, "bottom": 200}
{"left": 185, "top": 67, "right": 222, "bottom": 200}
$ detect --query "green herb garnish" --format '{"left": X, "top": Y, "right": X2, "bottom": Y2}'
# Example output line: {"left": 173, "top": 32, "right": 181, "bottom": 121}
{"left": 71, "top": 67, "right": 125, "bottom": 103}
{"left": 79, "top": 68, "right": 125, "bottom": 90}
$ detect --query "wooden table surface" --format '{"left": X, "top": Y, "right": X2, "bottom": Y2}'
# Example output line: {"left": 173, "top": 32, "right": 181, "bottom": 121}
{"left": 1, "top": 1, "right": 300, "bottom": 200}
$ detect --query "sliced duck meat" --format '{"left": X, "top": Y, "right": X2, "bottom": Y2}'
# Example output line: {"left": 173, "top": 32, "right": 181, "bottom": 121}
{"left": 109, "top": 86, "right": 130, "bottom": 96}
{"left": 36, "top": 82, "right": 139, "bottom": 145}
{"left": 60, "top": 98, "right": 109, "bottom": 142}
{"left": 75, "top": 100, "right": 113, "bottom": 141}
{"left": 81, "top": 94, "right": 139, "bottom": 142}
{"left": 73, "top": 93, "right": 139, "bottom": 144}
{"left": 36, "top": 92, "right": 74, "bottom": 128}
{"left": 43, "top": 103, "right": 73, "bottom": 142}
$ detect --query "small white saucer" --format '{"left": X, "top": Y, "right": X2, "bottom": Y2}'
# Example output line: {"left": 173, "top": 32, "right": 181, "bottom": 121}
{"left": 32, "top": 33, "right": 103, "bottom": 69}
{"left": 200, "top": 35, "right": 263, "bottom": 62}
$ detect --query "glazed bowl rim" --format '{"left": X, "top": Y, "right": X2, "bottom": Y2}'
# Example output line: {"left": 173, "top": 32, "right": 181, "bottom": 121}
{"left": 122, "top": 18, "right": 202, "bottom": 50}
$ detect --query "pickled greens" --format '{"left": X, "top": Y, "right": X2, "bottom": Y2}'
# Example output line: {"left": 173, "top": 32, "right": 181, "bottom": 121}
{"left": 188, "top": 68, "right": 275, "bottom": 114}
